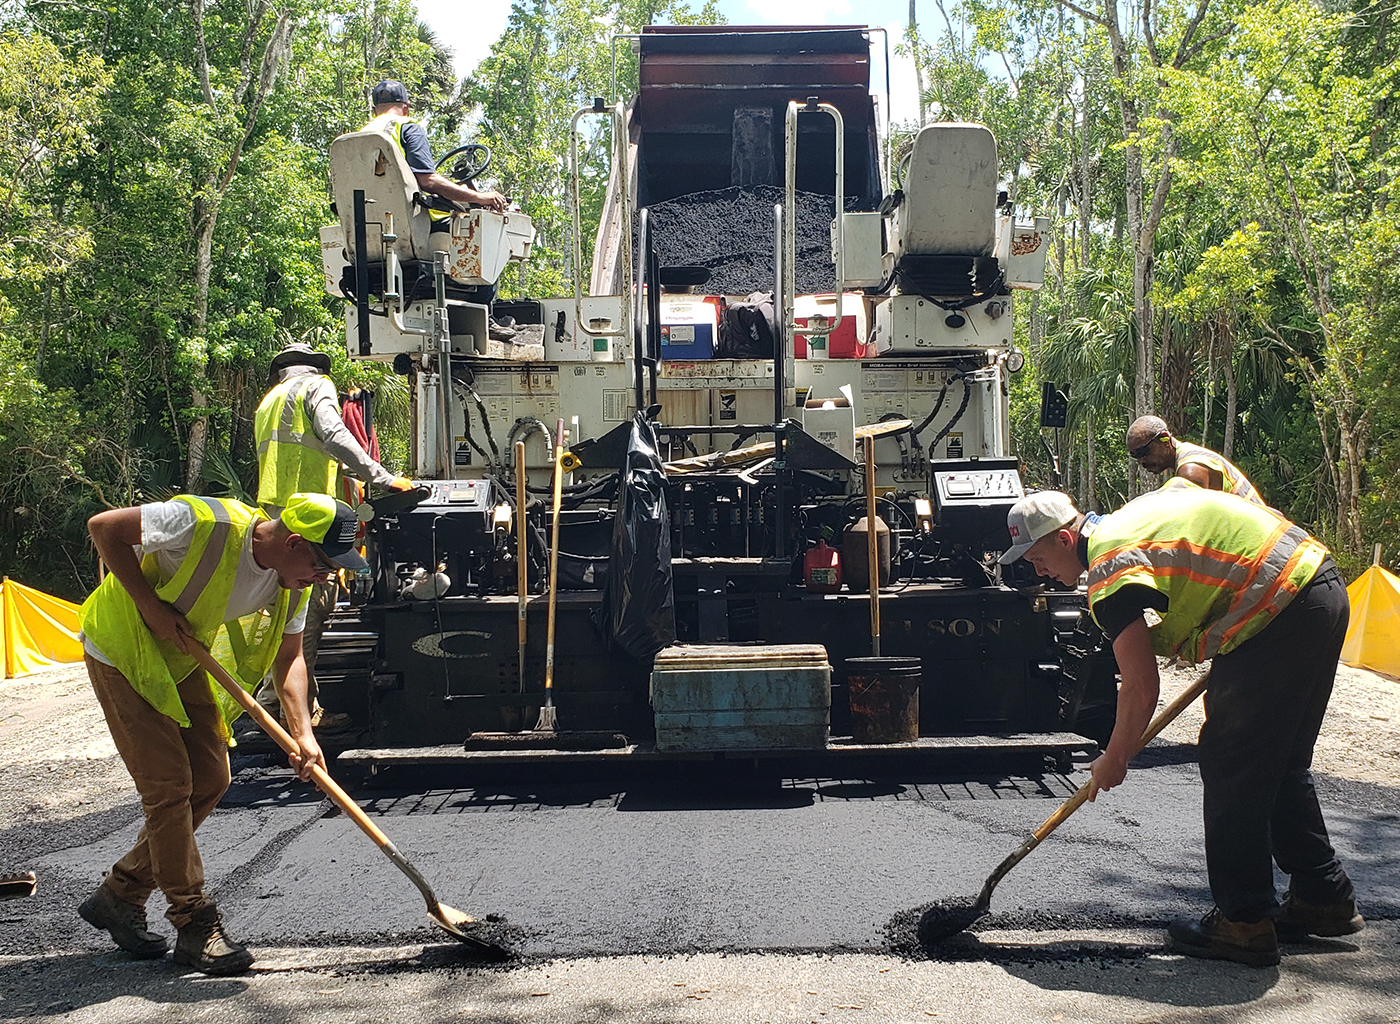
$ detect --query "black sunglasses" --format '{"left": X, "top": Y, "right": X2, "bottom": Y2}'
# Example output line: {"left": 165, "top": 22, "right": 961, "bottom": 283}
{"left": 1129, "top": 433, "right": 1168, "bottom": 460}
{"left": 309, "top": 546, "right": 340, "bottom": 575}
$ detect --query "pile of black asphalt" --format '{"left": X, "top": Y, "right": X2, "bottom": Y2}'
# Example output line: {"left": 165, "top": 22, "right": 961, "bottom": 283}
{"left": 638, "top": 184, "right": 864, "bottom": 296}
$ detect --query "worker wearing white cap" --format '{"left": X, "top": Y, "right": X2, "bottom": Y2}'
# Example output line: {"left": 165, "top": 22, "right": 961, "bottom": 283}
{"left": 1000, "top": 485, "right": 1360, "bottom": 968}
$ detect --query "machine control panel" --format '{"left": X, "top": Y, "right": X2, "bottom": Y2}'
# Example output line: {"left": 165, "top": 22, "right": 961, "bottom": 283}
{"left": 413, "top": 478, "right": 492, "bottom": 511}
{"left": 934, "top": 469, "right": 1024, "bottom": 504}
{"left": 928, "top": 457, "right": 1024, "bottom": 549}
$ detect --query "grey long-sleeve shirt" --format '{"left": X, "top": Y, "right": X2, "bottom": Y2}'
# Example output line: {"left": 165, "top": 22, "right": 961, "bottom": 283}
{"left": 282, "top": 366, "right": 397, "bottom": 489}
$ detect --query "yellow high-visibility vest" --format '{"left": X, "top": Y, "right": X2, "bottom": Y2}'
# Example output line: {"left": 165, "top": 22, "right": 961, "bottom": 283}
{"left": 1174, "top": 440, "right": 1264, "bottom": 506}
{"left": 1086, "top": 486, "right": 1328, "bottom": 663}
{"left": 79, "top": 496, "right": 307, "bottom": 727}
{"left": 255, "top": 375, "right": 338, "bottom": 509}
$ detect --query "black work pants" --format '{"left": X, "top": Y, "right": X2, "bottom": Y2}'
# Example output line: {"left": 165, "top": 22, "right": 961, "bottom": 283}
{"left": 1198, "top": 566, "right": 1354, "bottom": 922}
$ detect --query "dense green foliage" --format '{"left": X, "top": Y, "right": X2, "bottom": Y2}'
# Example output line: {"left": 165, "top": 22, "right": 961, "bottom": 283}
{"left": 909, "top": 0, "right": 1400, "bottom": 575}
{"left": 0, "top": 0, "right": 1396, "bottom": 599}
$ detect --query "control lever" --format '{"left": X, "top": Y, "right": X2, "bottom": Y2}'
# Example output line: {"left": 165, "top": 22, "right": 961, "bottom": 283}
{"left": 357, "top": 485, "right": 432, "bottom": 524}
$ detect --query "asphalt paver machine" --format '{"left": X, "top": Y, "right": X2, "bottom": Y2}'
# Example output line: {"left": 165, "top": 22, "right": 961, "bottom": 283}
{"left": 317, "top": 24, "right": 1118, "bottom": 770}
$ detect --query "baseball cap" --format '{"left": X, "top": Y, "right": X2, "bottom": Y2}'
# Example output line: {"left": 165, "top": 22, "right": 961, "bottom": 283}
{"left": 998, "top": 490, "right": 1080, "bottom": 565}
{"left": 371, "top": 79, "right": 410, "bottom": 106}
{"left": 281, "top": 493, "right": 367, "bottom": 571}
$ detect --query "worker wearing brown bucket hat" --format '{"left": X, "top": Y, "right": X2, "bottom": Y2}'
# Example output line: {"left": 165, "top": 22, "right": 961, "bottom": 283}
{"left": 1000, "top": 485, "right": 1361, "bottom": 967}
{"left": 254, "top": 341, "right": 412, "bottom": 732}
{"left": 76, "top": 493, "right": 364, "bottom": 974}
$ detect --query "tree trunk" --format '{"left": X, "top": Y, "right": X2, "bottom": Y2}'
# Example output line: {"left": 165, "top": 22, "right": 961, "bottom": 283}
{"left": 1086, "top": 409, "right": 1097, "bottom": 511}
{"left": 1222, "top": 338, "right": 1237, "bottom": 460}
{"left": 183, "top": 11, "right": 293, "bottom": 489}
{"left": 909, "top": 0, "right": 926, "bottom": 124}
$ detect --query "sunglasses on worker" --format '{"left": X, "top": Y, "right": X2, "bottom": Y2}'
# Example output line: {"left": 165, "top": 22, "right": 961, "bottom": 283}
{"left": 1129, "top": 433, "right": 1168, "bottom": 460}
{"left": 308, "top": 545, "right": 340, "bottom": 576}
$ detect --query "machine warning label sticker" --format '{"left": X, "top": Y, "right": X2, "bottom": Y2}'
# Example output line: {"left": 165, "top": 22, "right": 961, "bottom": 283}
{"left": 454, "top": 436, "right": 471, "bottom": 466}
{"left": 719, "top": 391, "right": 737, "bottom": 421}
{"left": 946, "top": 432, "right": 964, "bottom": 459}
{"left": 603, "top": 390, "right": 632, "bottom": 422}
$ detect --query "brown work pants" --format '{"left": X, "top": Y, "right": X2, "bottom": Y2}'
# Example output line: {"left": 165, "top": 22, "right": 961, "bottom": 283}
{"left": 85, "top": 655, "right": 231, "bottom": 928}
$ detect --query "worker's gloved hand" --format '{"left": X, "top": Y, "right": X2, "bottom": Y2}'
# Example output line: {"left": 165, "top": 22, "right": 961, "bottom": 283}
{"left": 288, "top": 730, "right": 324, "bottom": 782}
{"left": 1086, "top": 751, "right": 1128, "bottom": 801}
{"left": 140, "top": 601, "right": 195, "bottom": 653}
{"left": 389, "top": 476, "right": 415, "bottom": 492}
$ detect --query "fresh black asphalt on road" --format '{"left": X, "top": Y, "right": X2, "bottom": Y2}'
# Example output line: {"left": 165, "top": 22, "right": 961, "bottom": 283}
{"left": 5, "top": 745, "right": 1398, "bottom": 963}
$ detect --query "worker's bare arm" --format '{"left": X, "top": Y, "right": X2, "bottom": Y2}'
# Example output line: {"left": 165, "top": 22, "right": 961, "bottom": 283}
{"left": 87, "top": 507, "right": 192, "bottom": 652}
{"left": 413, "top": 170, "right": 507, "bottom": 213}
{"left": 1088, "top": 617, "right": 1161, "bottom": 800}
{"left": 1176, "top": 462, "right": 1223, "bottom": 491}
{"left": 270, "top": 628, "right": 324, "bottom": 781}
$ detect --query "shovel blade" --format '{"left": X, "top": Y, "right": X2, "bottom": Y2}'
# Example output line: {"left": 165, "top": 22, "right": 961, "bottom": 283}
{"left": 429, "top": 902, "right": 512, "bottom": 958}
{"left": 917, "top": 896, "right": 989, "bottom": 948}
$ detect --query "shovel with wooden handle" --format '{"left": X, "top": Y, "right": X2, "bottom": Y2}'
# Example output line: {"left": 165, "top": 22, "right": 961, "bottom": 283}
{"left": 515, "top": 440, "right": 528, "bottom": 694}
{"left": 185, "top": 641, "right": 508, "bottom": 956}
{"left": 918, "top": 671, "right": 1211, "bottom": 946}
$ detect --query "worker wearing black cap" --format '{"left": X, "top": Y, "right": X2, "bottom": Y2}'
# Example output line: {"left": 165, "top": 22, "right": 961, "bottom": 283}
{"left": 253, "top": 341, "right": 413, "bottom": 730}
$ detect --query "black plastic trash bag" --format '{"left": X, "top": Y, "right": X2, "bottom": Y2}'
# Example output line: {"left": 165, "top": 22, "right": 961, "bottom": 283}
{"left": 598, "top": 413, "right": 674, "bottom": 659}
{"left": 717, "top": 291, "right": 776, "bottom": 359}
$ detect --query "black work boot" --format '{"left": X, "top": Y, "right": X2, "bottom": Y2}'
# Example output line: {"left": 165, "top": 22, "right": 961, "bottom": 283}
{"left": 1276, "top": 891, "right": 1365, "bottom": 941}
{"left": 78, "top": 883, "right": 167, "bottom": 959}
{"left": 173, "top": 905, "right": 254, "bottom": 975}
{"left": 1166, "top": 906, "right": 1280, "bottom": 968}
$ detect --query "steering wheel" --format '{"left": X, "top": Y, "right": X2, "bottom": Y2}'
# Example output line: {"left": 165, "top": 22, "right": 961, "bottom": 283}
{"left": 436, "top": 144, "right": 491, "bottom": 184}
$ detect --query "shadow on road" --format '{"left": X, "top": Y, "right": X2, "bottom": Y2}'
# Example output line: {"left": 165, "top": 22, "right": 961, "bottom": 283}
{"left": 1, "top": 950, "right": 248, "bottom": 1017}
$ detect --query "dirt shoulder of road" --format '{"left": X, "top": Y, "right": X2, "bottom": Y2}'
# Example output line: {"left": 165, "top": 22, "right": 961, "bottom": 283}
{"left": 1154, "top": 660, "right": 1400, "bottom": 785}
{"left": 2, "top": 656, "right": 1397, "bottom": 841}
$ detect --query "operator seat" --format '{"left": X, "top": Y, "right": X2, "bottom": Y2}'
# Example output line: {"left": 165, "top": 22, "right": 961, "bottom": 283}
{"left": 327, "top": 128, "right": 534, "bottom": 302}
{"left": 887, "top": 123, "right": 1001, "bottom": 299}
{"left": 328, "top": 128, "right": 435, "bottom": 267}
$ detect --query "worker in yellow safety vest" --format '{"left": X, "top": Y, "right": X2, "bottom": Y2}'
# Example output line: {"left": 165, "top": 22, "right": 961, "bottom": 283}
{"left": 999, "top": 485, "right": 1361, "bottom": 968}
{"left": 1126, "top": 415, "right": 1265, "bottom": 505}
{"left": 75, "top": 492, "right": 362, "bottom": 975}
{"left": 254, "top": 341, "right": 413, "bottom": 732}
{"left": 361, "top": 79, "right": 516, "bottom": 340}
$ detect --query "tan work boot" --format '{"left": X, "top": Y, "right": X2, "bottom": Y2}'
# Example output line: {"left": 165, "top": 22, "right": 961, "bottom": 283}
{"left": 1276, "top": 891, "right": 1364, "bottom": 941}
{"left": 1166, "top": 906, "right": 1280, "bottom": 967}
{"left": 78, "top": 883, "right": 167, "bottom": 959}
{"left": 173, "top": 905, "right": 254, "bottom": 975}
{"left": 310, "top": 700, "right": 351, "bottom": 731}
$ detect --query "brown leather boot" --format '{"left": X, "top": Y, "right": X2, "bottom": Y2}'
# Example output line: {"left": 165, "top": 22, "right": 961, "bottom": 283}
{"left": 173, "top": 905, "right": 254, "bottom": 975}
{"left": 1276, "top": 891, "right": 1364, "bottom": 941}
{"left": 78, "top": 882, "right": 167, "bottom": 959}
{"left": 1166, "top": 907, "right": 1280, "bottom": 967}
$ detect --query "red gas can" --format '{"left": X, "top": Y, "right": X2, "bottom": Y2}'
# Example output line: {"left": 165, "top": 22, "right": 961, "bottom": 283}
{"left": 804, "top": 538, "right": 843, "bottom": 593}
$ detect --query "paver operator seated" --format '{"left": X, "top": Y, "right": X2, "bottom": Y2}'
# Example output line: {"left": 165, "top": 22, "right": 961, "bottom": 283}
{"left": 999, "top": 484, "right": 1362, "bottom": 967}
{"left": 362, "top": 78, "right": 516, "bottom": 339}
{"left": 75, "top": 492, "right": 366, "bottom": 975}
{"left": 1126, "top": 415, "right": 1265, "bottom": 506}
{"left": 253, "top": 341, "right": 413, "bottom": 731}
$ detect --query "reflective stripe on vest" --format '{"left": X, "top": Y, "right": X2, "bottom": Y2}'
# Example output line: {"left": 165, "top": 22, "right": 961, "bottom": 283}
{"left": 255, "top": 375, "right": 338, "bottom": 508}
{"left": 1174, "top": 440, "right": 1263, "bottom": 506}
{"left": 77, "top": 497, "right": 304, "bottom": 728}
{"left": 1085, "top": 488, "right": 1328, "bottom": 663}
